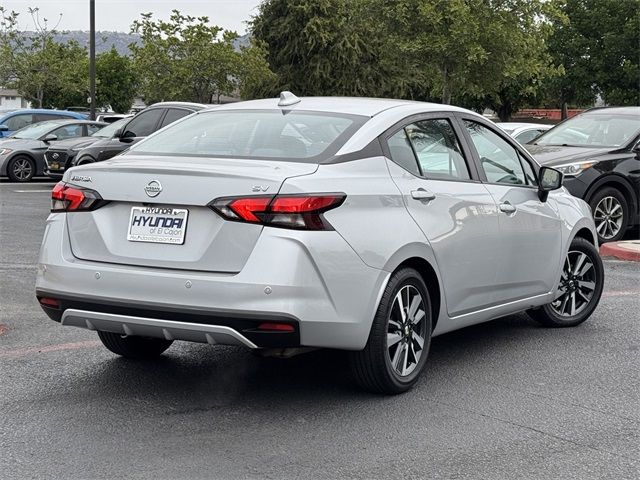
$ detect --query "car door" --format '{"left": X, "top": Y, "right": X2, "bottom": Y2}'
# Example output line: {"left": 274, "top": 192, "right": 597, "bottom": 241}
{"left": 382, "top": 114, "right": 505, "bottom": 317}
{"left": 458, "top": 116, "right": 563, "bottom": 304}
{"left": 97, "top": 108, "right": 165, "bottom": 161}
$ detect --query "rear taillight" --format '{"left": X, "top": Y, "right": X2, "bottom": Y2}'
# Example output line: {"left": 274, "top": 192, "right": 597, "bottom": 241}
{"left": 211, "top": 193, "right": 346, "bottom": 230}
{"left": 51, "top": 182, "right": 105, "bottom": 213}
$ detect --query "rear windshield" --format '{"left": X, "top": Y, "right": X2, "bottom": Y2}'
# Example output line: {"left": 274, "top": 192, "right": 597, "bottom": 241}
{"left": 128, "top": 109, "right": 367, "bottom": 162}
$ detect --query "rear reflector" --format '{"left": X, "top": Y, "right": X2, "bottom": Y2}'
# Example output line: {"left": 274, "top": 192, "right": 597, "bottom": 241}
{"left": 257, "top": 322, "right": 295, "bottom": 332}
{"left": 51, "top": 181, "right": 105, "bottom": 213}
{"left": 211, "top": 193, "right": 346, "bottom": 230}
{"left": 39, "top": 297, "right": 60, "bottom": 308}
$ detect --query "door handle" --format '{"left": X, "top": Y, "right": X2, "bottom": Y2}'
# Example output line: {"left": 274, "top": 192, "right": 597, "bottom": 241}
{"left": 499, "top": 202, "right": 517, "bottom": 214}
{"left": 411, "top": 189, "right": 436, "bottom": 201}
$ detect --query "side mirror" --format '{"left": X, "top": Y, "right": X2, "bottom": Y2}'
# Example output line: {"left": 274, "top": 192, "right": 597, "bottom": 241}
{"left": 538, "top": 166, "right": 563, "bottom": 202}
{"left": 43, "top": 133, "right": 58, "bottom": 143}
{"left": 113, "top": 127, "right": 123, "bottom": 139}
{"left": 0, "top": 125, "right": 8, "bottom": 132}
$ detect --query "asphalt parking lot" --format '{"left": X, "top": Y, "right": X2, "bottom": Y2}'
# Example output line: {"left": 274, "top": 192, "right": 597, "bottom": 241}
{"left": 1, "top": 180, "right": 639, "bottom": 480}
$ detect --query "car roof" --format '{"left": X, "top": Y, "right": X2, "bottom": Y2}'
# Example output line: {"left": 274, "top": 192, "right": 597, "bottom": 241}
{"left": 496, "top": 122, "right": 552, "bottom": 130}
{"left": 0, "top": 109, "right": 87, "bottom": 119}
{"left": 33, "top": 119, "right": 106, "bottom": 126}
{"left": 583, "top": 106, "right": 640, "bottom": 116}
{"left": 202, "top": 96, "right": 470, "bottom": 118}
{"left": 148, "top": 101, "right": 211, "bottom": 111}
{"left": 2, "top": 108, "right": 86, "bottom": 115}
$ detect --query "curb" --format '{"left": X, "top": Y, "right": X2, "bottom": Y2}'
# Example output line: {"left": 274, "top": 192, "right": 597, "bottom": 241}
{"left": 599, "top": 242, "right": 640, "bottom": 262}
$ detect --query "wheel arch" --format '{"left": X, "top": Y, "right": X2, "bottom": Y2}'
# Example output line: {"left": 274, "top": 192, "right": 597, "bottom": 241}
{"left": 5, "top": 152, "right": 37, "bottom": 177}
{"left": 584, "top": 174, "right": 638, "bottom": 219}
{"left": 395, "top": 257, "right": 442, "bottom": 332}
{"left": 381, "top": 242, "right": 444, "bottom": 332}
{"left": 572, "top": 227, "right": 597, "bottom": 246}
{"left": 74, "top": 155, "right": 96, "bottom": 166}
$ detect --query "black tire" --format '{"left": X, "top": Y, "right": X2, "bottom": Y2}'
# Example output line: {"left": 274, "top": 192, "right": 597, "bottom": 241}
{"left": 76, "top": 157, "right": 94, "bottom": 166}
{"left": 97, "top": 331, "right": 173, "bottom": 359}
{"left": 528, "top": 237, "right": 604, "bottom": 328}
{"left": 7, "top": 155, "right": 35, "bottom": 182}
{"left": 589, "top": 187, "right": 629, "bottom": 243}
{"left": 350, "top": 267, "right": 432, "bottom": 394}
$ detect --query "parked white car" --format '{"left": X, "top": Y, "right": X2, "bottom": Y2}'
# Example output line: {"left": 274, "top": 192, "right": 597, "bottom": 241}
{"left": 497, "top": 122, "right": 553, "bottom": 144}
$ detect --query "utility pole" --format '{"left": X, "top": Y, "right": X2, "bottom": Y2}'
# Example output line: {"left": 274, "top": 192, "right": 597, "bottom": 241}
{"left": 89, "top": 0, "right": 96, "bottom": 120}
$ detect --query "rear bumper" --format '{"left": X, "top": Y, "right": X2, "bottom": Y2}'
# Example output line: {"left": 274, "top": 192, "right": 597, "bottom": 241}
{"left": 37, "top": 292, "right": 300, "bottom": 348}
{"left": 35, "top": 213, "right": 388, "bottom": 350}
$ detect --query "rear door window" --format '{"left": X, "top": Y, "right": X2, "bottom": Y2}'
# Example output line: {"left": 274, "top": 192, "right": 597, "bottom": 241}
{"left": 159, "top": 108, "right": 192, "bottom": 128}
{"left": 405, "top": 119, "right": 470, "bottom": 180}
{"left": 122, "top": 109, "right": 164, "bottom": 138}
{"left": 34, "top": 113, "right": 68, "bottom": 122}
{"left": 4, "top": 113, "right": 33, "bottom": 130}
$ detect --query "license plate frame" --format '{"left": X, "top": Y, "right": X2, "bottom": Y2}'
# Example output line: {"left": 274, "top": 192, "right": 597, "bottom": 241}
{"left": 127, "top": 206, "right": 189, "bottom": 245}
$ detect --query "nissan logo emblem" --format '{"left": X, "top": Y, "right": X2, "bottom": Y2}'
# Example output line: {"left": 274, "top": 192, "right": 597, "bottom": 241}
{"left": 52, "top": 153, "right": 59, "bottom": 159}
{"left": 144, "top": 180, "right": 162, "bottom": 197}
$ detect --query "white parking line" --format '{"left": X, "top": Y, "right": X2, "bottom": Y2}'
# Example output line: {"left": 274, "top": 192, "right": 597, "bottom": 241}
{"left": 12, "top": 189, "right": 52, "bottom": 193}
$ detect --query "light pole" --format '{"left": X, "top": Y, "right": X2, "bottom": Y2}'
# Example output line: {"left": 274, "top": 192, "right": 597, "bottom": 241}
{"left": 89, "top": 0, "right": 96, "bottom": 120}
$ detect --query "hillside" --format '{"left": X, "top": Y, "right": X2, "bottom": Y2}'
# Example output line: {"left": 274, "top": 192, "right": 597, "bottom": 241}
{"left": 21, "top": 31, "right": 251, "bottom": 55}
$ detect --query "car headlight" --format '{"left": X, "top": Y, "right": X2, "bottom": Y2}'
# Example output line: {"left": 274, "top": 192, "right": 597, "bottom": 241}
{"left": 554, "top": 160, "right": 598, "bottom": 177}
{"left": 0, "top": 148, "right": 13, "bottom": 156}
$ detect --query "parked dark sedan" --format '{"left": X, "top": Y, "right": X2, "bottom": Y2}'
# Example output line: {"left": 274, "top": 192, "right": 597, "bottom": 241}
{"left": 70, "top": 101, "right": 208, "bottom": 168}
{"left": 44, "top": 117, "right": 129, "bottom": 179}
{"left": 526, "top": 107, "right": 640, "bottom": 243}
{"left": 0, "top": 119, "right": 106, "bottom": 182}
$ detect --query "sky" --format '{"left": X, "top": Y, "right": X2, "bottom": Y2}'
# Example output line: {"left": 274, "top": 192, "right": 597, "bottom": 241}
{"left": 1, "top": 0, "right": 263, "bottom": 34}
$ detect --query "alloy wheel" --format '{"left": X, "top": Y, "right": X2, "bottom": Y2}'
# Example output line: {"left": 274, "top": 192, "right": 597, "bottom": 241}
{"left": 594, "top": 196, "right": 623, "bottom": 240}
{"left": 551, "top": 250, "right": 596, "bottom": 317}
{"left": 386, "top": 285, "right": 428, "bottom": 377}
{"left": 12, "top": 158, "right": 33, "bottom": 181}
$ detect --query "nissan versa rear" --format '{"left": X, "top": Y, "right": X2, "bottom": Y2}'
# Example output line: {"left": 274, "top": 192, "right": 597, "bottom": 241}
{"left": 36, "top": 95, "right": 604, "bottom": 394}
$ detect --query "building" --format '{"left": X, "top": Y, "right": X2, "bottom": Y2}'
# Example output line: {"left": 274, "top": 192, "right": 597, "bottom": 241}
{"left": 0, "top": 89, "right": 29, "bottom": 110}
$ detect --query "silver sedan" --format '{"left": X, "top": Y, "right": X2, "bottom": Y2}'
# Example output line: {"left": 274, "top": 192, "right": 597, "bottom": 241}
{"left": 35, "top": 94, "right": 604, "bottom": 394}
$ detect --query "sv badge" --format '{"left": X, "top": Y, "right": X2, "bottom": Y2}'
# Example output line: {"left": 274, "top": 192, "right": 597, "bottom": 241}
{"left": 251, "top": 185, "right": 269, "bottom": 192}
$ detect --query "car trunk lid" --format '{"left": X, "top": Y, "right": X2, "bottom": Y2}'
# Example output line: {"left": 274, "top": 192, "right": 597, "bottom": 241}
{"left": 64, "top": 155, "right": 318, "bottom": 273}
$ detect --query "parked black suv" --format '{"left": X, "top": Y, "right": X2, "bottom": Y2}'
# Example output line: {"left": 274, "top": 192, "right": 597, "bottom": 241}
{"left": 45, "top": 102, "right": 209, "bottom": 178}
{"left": 526, "top": 107, "right": 640, "bottom": 243}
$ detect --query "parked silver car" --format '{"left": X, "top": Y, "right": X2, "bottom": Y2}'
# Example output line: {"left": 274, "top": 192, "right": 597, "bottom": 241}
{"left": 496, "top": 122, "right": 553, "bottom": 144}
{"left": 36, "top": 94, "right": 604, "bottom": 394}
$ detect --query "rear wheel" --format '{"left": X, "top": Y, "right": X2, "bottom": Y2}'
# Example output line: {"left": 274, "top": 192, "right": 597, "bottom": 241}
{"left": 528, "top": 237, "right": 604, "bottom": 327}
{"left": 350, "top": 268, "right": 432, "bottom": 394}
{"left": 97, "top": 331, "right": 173, "bottom": 359}
{"left": 589, "top": 187, "right": 629, "bottom": 243}
{"left": 7, "top": 155, "right": 35, "bottom": 182}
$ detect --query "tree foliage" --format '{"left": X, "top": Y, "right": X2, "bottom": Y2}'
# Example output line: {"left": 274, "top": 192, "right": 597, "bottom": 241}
{"left": 96, "top": 47, "right": 137, "bottom": 112}
{"left": 251, "top": 0, "right": 398, "bottom": 97}
{"left": 545, "top": 0, "right": 640, "bottom": 111}
{"left": 252, "top": 0, "right": 562, "bottom": 119}
{"left": 130, "top": 10, "right": 274, "bottom": 104}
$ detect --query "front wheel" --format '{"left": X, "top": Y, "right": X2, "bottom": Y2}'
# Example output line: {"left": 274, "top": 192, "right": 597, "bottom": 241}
{"left": 350, "top": 268, "right": 432, "bottom": 394}
{"left": 7, "top": 155, "right": 35, "bottom": 182}
{"left": 528, "top": 237, "right": 604, "bottom": 327}
{"left": 97, "top": 331, "right": 173, "bottom": 359}
{"left": 589, "top": 187, "right": 629, "bottom": 243}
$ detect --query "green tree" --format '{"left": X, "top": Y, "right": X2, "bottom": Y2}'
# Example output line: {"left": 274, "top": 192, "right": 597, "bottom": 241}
{"left": 382, "top": 0, "right": 559, "bottom": 119}
{"left": 0, "top": 6, "right": 20, "bottom": 86}
{"left": 130, "top": 10, "right": 274, "bottom": 104}
{"left": 16, "top": 38, "right": 88, "bottom": 108}
{"left": 545, "top": 0, "right": 640, "bottom": 114}
{"left": 251, "top": 0, "right": 401, "bottom": 98}
{"left": 96, "top": 47, "right": 137, "bottom": 112}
